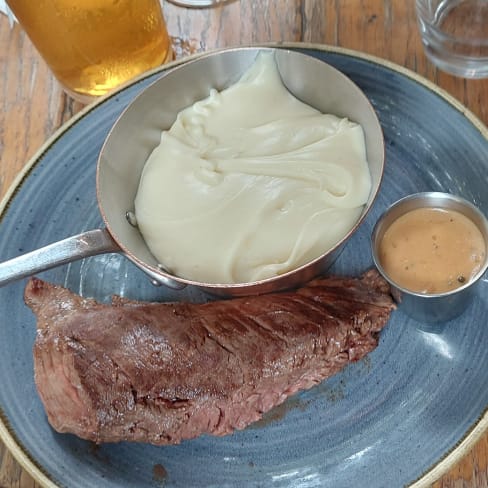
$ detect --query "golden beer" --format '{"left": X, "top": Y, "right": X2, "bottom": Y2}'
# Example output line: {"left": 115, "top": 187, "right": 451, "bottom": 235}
{"left": 7, "top": 0, "right": 172, "bottom": 102}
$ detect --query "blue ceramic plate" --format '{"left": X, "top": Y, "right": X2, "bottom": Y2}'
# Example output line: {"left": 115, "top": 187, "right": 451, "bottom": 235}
{"left": 1, "top": 44, "right": 487, "bottom": 488}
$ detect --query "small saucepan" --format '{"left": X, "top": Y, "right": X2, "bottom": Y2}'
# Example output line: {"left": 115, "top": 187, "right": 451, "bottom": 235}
{"left": 0, "top": 47, "right": 385, "bottom": 296}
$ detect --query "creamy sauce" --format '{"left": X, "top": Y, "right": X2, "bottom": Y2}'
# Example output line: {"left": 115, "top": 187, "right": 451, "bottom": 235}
{"left": 379, "top": 207, "right": 486, "bottom": 294}
{"left": 134, "top": 52, "right": 371, "bottom": 283}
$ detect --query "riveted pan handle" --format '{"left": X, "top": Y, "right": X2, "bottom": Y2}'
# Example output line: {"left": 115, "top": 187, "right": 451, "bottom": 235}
{"left": 0, "top": 228, "right": 119, "bottom": 287}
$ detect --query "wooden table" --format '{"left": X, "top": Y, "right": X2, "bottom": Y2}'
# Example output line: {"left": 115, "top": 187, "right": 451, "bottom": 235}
{"left": 0, "top": 1, "right": 487, "bottom": 486}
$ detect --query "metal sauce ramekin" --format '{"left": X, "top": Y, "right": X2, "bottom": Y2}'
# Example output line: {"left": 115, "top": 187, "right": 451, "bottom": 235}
{"left": 371, "top": 192, "right": 488, "bottom": 323}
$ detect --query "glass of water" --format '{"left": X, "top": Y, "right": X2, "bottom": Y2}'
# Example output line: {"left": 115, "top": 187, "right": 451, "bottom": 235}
{"left": 415, "top": 0, "right": 488, "bottom": 78}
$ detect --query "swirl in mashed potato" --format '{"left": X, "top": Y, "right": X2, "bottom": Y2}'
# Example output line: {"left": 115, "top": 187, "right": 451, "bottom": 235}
{"left": 134, "top": 53, "right": 371, "bottom": 284}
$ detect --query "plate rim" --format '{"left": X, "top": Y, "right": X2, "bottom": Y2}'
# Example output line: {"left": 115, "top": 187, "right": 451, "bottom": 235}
{"left": 1, "top": 41, "right": 487, "bottom": 488}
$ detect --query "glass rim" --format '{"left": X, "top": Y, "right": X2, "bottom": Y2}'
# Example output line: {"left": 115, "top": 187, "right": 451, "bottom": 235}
{"left": 415, "top": 0, "right": 488, "bottom": 46}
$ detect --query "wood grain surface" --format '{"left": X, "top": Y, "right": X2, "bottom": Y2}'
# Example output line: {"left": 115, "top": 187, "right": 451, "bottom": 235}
{"left": 0, "top": 1, "right": 487, "bottom": 487}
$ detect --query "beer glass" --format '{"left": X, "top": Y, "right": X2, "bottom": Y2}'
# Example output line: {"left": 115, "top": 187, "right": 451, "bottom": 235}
{"left": 7, "top": 0, "right": 173, "bottom": 103}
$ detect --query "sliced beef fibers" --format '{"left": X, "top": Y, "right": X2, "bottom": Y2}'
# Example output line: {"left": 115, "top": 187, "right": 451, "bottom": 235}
{"left": 24, "top": 270, "right": 395, "bottom": 446}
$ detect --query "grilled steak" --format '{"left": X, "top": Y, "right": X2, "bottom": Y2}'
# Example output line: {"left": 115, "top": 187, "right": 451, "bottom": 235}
{"left": 25, "top": 270, "right": 395, "bottom": 445}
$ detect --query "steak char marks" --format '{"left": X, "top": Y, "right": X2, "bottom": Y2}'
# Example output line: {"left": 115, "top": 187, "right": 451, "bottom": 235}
{"left": 25, "top": 270, "right": 395, "bottom": 445}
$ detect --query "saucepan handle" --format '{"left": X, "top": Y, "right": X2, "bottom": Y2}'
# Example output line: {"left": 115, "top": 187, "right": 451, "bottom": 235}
{"left": 0, "top": 228, "right": 120, "bottom": 287}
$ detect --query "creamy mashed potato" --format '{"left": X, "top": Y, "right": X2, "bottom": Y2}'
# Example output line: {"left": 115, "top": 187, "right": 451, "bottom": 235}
{"left": 134, "top": 52, "right": 371, "bottom": 284}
